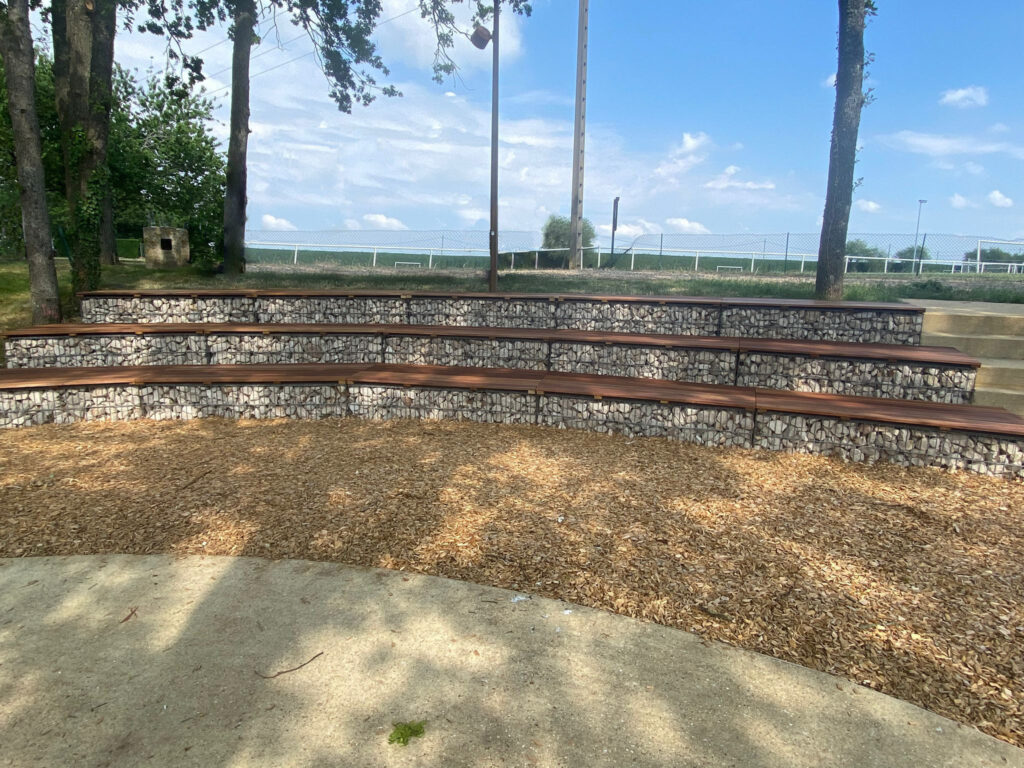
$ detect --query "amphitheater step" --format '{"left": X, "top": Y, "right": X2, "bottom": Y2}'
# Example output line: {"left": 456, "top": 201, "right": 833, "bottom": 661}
{"left": 975, "top": 358, "right": 1024, "bottom": 389}
{"left": 4, "top": 323, "right": 979, "bottom": 403}
{"left": 920, "top": 332, "right": 1024, "bottom": 360}
{"left": 974, "top": 387, "right": 1024, "bottom": 414}
{"left": 1, "top": 363, "right": 1021, "bottom": 478}
{"left": 77, "top": 289, "right": 925, "bottom": 345}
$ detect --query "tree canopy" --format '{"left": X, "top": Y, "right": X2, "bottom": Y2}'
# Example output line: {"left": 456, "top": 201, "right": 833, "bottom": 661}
{"left": 0, "top": 55, "right": 226, "bottom": 264}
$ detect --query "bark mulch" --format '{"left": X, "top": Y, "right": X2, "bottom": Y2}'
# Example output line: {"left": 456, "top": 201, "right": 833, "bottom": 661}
{"left": 1, "top": 418, "right": 1021, "bottom": 746}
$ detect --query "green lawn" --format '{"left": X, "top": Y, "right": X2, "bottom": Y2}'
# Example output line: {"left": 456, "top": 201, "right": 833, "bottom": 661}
{"left": 2, "top": 257, "right": 1023, "bottom": 337}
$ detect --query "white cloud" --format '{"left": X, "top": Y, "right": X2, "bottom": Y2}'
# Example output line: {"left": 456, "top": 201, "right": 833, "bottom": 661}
{"left": 823, "top": 73, "right": 836, "bottom": 88}
{"left": 964, "top": 161, "right": 985, "bottom": 176}
{"left": 855, "top": 200, "right": 881, "bottom": 213}
{"left": 988, "top": 190, "right": 1014, "bottom": 208}
{"left": 990, "top": 122, "right": 1010, "bottom": 133}
{"left": 260, "top": 214, "right": 297, "bottom": 231}
{"left": 665, "top": 217, "right": 710, "bottom": 234}
{"left": 343, "top": 218, "right": 362, "bottom": 230}
{"left": 949, "top": 194, "right": 977, "bottom": 209}
{"left": 704, "top": 165, "right": 775, "bottom": 191}
{"left": 880, "top": 130, "right": 1024, "bottom": 160}
{"left": 653, "top": 132, "right": 711, "bottom": 181}
{"left": 939, "top": 86, "right": 989, "bottom": 109}
{"left": 362, "top": 213, "right": 409, "bottom": 230}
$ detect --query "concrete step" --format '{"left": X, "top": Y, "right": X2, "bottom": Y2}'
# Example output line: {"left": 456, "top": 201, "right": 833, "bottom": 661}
{"left": 923, "top": 312, "right": 1024, "bottom": 336}
{"left": 921, "top": 331, "right": 1024, "bottom": 360}
{"left": 975, "top": 358, "right": 1024, "bottom": 390}
{"left": 973, "top": 387, "right": 1024, "bottom": 417}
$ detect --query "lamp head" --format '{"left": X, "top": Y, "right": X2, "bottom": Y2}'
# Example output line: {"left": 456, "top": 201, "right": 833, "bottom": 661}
{"left": 471, "top": 25, "right": 492, "bottom": 49}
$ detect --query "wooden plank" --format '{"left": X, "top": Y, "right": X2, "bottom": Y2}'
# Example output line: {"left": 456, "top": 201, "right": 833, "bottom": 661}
{"left": 754, "top": 390, "right": 1024, "bottom": 437}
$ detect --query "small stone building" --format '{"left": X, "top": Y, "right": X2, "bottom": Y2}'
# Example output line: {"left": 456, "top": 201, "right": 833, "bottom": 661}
{"left": 143, "top": 227, "right": 190, "bottom": 268}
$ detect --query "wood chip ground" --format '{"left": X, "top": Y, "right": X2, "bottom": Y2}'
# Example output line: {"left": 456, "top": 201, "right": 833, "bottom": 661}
{"left": 1, "top": 418, "right": 1021, "bottom": 746}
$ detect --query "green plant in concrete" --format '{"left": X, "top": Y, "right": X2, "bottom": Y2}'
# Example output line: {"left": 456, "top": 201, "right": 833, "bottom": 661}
{"left": 387, "top": 720, "right": 426, "bottom": 746}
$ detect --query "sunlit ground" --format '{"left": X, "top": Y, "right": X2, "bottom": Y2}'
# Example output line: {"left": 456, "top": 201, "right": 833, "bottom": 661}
{"left": 2, "top": 417, "right": 1021, "bottom": 746}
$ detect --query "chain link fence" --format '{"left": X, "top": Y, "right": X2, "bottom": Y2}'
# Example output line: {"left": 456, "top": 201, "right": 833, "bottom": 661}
{"left": 244, "top": 230, "right": 1024, "bottom": 276}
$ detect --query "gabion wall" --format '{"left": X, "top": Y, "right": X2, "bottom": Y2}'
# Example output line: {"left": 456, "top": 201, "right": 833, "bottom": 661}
{"left": 754, "top": 412, "right": 1023, "bottom": 479}
{"left": 6, "top": 332, "right": 974, "bottom": 403}
{"left": 719, "top": 306, "right": 923, "bottom": 344}
{"left": 549, "top": 343, "right": 735, "bottom": 385}
{"left": 80, "top": 295, "right": 924, "bottom": 344}
{"left": 2, "top": 382, "right": 1020, "bottom": 478}
{"left": 735, "top": 354, "right": 976, "bottom": 404}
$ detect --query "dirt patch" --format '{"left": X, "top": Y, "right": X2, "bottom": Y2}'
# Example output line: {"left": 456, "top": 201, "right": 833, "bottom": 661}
{"left": 1, "top": 418, "right": 1022, "bottom": 746}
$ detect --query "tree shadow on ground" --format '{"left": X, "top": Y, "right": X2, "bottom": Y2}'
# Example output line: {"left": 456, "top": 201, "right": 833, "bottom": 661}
{"left": 1, "top": 417, "right": 1022, "bottom": 764}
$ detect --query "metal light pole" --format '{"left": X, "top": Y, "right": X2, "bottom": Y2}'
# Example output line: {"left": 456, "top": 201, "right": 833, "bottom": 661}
{"left": 472, "top": 4, "right": 500, "bottom": 292}
{"left": 912, "top": 199, "right": 927, "bottom": 275}
{"left": 568, "top": 0, "right": 589, "bottom": 270}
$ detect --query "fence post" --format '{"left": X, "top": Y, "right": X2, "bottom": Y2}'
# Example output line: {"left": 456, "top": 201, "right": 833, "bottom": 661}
{"left": 750, "top": 252, "right": 756, "bottom": 273}
{"left": 511, "top": 252, "right": 515, "bottom": 270}
{"left": 596, "top": 246, "right": 601, "bottom": 269}
{"left": 694, "top": 251, "right": 700, "bottom": 272}
{"left": 429, "top": 250, "right": 433, "bottom": 269}
{"left": 800, "top": 253, "right": 805, "bottom": 272}
{"left": 535, "top": 251, "right": 539, "bottom": 270}
{"left": 844, "top": 256, "right": 849, "bottom": 274}
{"left": 293, "top": 245, "right": 299, "bottom": 265}
{"left": 630, "top": 249, "right": 635, "bottom": 271}
{"left": 373, "top": 248, "right": 377, "bottom": 268}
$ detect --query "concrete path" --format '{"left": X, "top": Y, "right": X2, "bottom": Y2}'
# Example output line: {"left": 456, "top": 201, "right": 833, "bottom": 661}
{"left": 1, "top": 555, "right": 1021, "bottom": 768}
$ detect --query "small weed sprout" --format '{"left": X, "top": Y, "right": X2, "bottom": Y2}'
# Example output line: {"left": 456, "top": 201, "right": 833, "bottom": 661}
{"left": 388, "top": 721, "right": 426, "bottom": 746}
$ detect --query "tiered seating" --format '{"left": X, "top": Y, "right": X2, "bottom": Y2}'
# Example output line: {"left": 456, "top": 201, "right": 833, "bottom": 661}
{"left": 4, "top": 323, "right": 979, "bottom": 403}
{"left": 1, "top": 289, "right": 1022, "bottom": 478}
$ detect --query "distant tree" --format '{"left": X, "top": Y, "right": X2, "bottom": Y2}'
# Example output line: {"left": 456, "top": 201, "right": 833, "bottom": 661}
{"left": 541, "top": 214, "right": 594, "bottom": 250}
{"left": 815, "top": 0, "right": 876, "bottom": 300}
{"left": 964, "top": 247, "right": 1022, "bottom": 265}
{"left": 844, "top": 238, "right": 885, "bottom": 272}
{"left": 108, "top": 69, "right": 226, "bottom": 265}
{"left": 539, "top": 214, "right": 595, "bottom": 269}
{"left": 891, "top": 245, "right": 929, "bottom": 273}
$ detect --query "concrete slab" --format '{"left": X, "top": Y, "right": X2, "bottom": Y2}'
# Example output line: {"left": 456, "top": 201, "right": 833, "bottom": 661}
{"left": 905, "top": 299, "right": 1024, "bottom": 317}
{"left": 1, "top": 555, "right": 1021, "bottom": 768}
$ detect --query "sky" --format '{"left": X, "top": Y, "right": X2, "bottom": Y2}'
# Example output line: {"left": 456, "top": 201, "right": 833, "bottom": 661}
{"left": 111, "top": 0, "right": 1024, "bottom": 243}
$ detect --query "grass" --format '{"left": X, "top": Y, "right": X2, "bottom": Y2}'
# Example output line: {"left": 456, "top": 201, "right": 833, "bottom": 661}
{"left": 2, "top": 256, "right": 1023, "bottom": 336}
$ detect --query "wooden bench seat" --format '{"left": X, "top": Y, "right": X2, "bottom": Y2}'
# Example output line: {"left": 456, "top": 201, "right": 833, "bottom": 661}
{"left": 0, "top": 362, "right": 1019, "bottom": 437}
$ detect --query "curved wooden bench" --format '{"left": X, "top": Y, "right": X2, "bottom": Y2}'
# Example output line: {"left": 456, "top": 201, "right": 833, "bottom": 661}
{"left": 4, "top": 323, "right": 977, "bottom": 403}
{"left": 1, "top": 363, "right": 1020, "bottom": 477}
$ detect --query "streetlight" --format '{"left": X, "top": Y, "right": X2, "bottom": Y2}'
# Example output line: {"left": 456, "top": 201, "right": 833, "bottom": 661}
{"left": 912, "top": 199, "right": 927, "bottom": 275}
{"left": 471, "top": 5, "right": 500, "bottom": 292}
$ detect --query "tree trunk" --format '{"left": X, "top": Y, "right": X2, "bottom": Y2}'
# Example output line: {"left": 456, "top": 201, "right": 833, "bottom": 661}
{"left": 90, "top": 0, "right": 117, "bottom": 266}
{"left": 815, "top": 0, "right": 869, "bottom": 301}
{"left": 100, "top": 189, "right": 117, "bottom": 264}
{"left": 221, "top": 0, "right": 256, "bottom": 275}
{"left": 0, "top": 0, "right": 62, "bottom": 323}
{"left": 51, "top": 0, "right": 116, "bottom": 292}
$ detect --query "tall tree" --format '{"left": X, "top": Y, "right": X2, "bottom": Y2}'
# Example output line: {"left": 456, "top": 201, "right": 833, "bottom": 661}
{"left": 49, "top": 0, "right": 119, "bottom": 289}
{"left": 0, "top": 0, "right": 62, "bottom": 323}
{"left": 221, "top": 0, "right": 256, "bottom": 274}
{"left": 815, "top": 0, "right": 875, "bottom": 301}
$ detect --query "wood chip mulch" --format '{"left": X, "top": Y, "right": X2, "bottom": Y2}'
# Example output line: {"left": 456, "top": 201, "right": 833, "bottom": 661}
{"left": 1, "top": 418, "right": 1021, "bottom": 746}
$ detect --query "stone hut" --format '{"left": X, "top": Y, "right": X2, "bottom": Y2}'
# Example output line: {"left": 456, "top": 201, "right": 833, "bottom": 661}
{"left": 143, "top": 227, "right": 190, "bottom": 268}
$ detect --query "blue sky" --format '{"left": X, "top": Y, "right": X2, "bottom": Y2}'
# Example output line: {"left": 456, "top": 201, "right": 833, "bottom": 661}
{"left": 114, "top": 0, "right": 1024, "bottom": 242}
